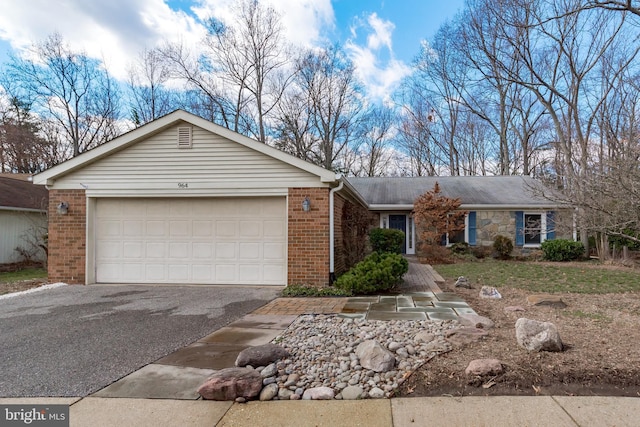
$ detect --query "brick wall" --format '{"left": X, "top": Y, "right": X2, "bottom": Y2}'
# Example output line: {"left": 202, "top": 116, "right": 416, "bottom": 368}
{"left": 48, "top": 189, "right": 86, "bottom": 284}
{"left": 333, "top": 194, "right": 346, "bottom": 278}
{"left": 288, "top": 188, "right": 330, "bottom": 287}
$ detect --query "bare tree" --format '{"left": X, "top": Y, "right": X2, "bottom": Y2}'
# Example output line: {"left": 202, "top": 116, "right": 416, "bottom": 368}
{"left": 351, "top": 106, "right": 396, "bottom": 177}
{"left": 3, "top": 33, "right": 120, "bottom": 157}
{"left": 127, "top": 48, "right": 180, "bottom": 126}
{"left": 0, "top": 97, "right": 60, "bottom": 173}
{"left": 289, "top": 45, "right": 363, "bottom": 171}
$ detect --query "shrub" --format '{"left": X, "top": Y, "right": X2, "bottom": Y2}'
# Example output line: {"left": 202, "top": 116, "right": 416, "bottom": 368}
{"left": 369, "top": 228, "right": 405, "bottom": 254}
{"left": 282, "top": 285, "right": 352, "bottom": 297}
{"left": 541, "top": 239, "right": 585, "bottom": 261}
{"left": 450, "top": 242, "right": 470, "bottom": 255}
{"left": 493, "top": 235, "right": 514, "bottom": 259}
{"left": 335, "top": 252, "right": 409, "bottom": 294}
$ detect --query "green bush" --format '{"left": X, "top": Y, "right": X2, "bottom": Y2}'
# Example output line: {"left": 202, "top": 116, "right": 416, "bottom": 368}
{"left": 450, "top": 242, "right": 470, "bottom": 255}
{"left": 369, "top": 228, "right": 405, "bottom": 254}
{"left": 335, "top": 252, "right": 409, "bottom": 294}
{"left": 493, "top": 235, "right": 514, "bottom": 259}
{"left": 541, "top": 239, "right": 585, "bottom": 261}
{"left": 282, "top": 285, "right": 352, "bottom": 297}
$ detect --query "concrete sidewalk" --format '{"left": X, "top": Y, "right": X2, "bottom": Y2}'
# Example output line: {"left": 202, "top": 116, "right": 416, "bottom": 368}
{"left": 3, "top": 395, "right": 639, "bottom": 426}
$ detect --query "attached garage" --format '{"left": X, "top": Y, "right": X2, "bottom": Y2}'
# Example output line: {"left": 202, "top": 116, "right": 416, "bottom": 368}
{"left": 94, "top": 197, "right": 286, "bottom": 285}
{"left": 35, "top": 110, "right": 344, "bottom": 287}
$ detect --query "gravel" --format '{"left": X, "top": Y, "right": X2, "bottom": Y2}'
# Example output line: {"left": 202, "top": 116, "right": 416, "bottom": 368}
{"left": 259, "top": 314, "right": 458, "bottom": 400}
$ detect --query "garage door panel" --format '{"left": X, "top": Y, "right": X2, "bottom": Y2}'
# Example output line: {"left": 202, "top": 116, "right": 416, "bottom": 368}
{"left": 263, "top": 242, "right": 284, "bottom": 260}
{"left": 216, "top": 264, "right": 237, "bottom": 282}
{"left": 96, "top": 197, "right": 286, "bottom": 285}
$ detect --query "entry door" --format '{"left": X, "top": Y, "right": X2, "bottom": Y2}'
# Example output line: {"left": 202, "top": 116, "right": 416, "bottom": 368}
{"left": 388, "top": 215, "right": 407, "bottom": 254}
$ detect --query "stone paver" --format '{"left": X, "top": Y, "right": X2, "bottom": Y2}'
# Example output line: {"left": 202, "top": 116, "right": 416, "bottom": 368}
{"left": 155, "top": 343, "right": 247, "bottom": 370}
{"left": 251, "top": 297, "right": 346, "bottom": 315}
{"left": 198, "top": 327, "right": 282, "bottom": 346}
{"left": 93, "top": 364, "right": 215, "bottom": 399}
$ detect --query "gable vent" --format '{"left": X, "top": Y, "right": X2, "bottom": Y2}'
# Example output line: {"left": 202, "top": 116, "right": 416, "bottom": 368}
{"left": 177, "top": 126, "right": 192, "bottom": 148}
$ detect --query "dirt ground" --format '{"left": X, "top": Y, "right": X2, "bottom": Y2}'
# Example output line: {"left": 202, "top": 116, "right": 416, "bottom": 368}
{"left": 399, "top": 278, "right": 640, "bottom": 397}
{"left": 0, "top": 279, "right": 48, "bottom": 295}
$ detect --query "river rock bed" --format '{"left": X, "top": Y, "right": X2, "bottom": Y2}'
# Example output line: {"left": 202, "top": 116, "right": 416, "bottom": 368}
{"left": 258, "top": 314, "right": 458, "bottom": 400}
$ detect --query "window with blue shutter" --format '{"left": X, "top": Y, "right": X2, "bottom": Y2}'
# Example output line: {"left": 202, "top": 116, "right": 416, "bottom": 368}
{"left": 468, "top": 211, "right": 477, "bottom": 246}
{"left": 515, "top": 211, "right": 524, "bottom": 246}
{"left": 546, "top": 211, "right": 556, "bottom": 240}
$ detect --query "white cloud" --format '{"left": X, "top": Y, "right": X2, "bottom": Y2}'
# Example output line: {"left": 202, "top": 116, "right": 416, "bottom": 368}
{"left": 346, "top": 13, "right": 412, "bottom": 104}
{"left": 0, "top": 0, "right": 205, "bottom": 80}
{"left": 192, "top": 0, "right": 335, "bottom": 48}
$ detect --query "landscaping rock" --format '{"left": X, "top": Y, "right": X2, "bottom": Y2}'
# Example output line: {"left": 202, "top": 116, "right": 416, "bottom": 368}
{"left": 198, "top": 367, "right": 263, "bottom": 401}
{"left": 414, "top": 331, "right": 435, "bottom": 343}
{"left": 504, "top": 306, "right": 526, "bottom": 312}
{"left": 355, "top": 340, "right": 396, "bottom": 373}
{"left": 235, "top": 344, "right": 290, "bottom": 367}
{"left": 479, "top": 286, "right": 502, "bottom": 299}
{"left": 260, "top": 363, "right": 278, "bottom": 378}
{"left": 341, "top": 385, "right": 364, "bottom": 400}
{"left": 368, "top": 387, "right": 385, "bottom": 398}
{"left": 526, "top": 294, "right": 567, "bottom": 308}
{"left": 458, "top": 314, "right": 495, "bottom": 329}
{"left": 302, "top": 386, "right": 334, "bottom": 400}
{"left": 445, "top": 328, "right": 488, "bottom": 347}
{"left": 515, "top": 318, "right": 563, "bottom": 352}
{"left": 465, "top": 359, "right": 503, "bottom": 376}
{"left": 259, "top": 383, "right": 279, "bottom": 401}
{"left": 278, "top": 388, "right": 294, "bottom": 400}
{"left": 455, "top": 276, "right": 472, "bottom": 288}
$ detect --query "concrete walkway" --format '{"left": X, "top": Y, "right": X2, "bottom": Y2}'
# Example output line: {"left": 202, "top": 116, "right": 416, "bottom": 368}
{"left": 3, "top": 260, "right": 638, "bottom": 426}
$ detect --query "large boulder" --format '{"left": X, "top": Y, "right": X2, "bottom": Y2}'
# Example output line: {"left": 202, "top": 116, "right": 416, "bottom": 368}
{"left": 355, "top": 340, "right": 396, "bottom": 373}
{"left": 198, "top": 367, "right": 263, "bottom": 401}
{"left": 515, "top": 318, "right": 563, "bottom": 352}
{"left": 235, "top": 343, "right": 290, "bottom": 367}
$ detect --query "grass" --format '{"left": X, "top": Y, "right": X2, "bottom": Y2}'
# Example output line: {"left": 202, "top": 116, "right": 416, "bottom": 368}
{"left": 434, "top": 259, "right": 640, "bottom": 294}
{"left": 0, "top": 268, "right": 48, "bottom": 284}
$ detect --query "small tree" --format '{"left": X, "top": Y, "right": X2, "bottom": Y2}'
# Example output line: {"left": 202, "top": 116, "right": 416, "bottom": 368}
{"left": 413, "top": 182, "right": 466, "bottom": 263}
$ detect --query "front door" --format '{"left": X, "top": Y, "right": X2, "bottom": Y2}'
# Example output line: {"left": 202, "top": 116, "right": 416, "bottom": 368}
{"left": 388, "top": 215, "right": 407, "bottom": 254}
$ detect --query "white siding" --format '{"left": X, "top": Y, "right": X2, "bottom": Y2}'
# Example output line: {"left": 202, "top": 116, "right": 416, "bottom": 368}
{"left": 0, "top": 210, "right": 47, "bottom": 264}
{"left": 53, "top": 124, "right": 326, "bottom": 192}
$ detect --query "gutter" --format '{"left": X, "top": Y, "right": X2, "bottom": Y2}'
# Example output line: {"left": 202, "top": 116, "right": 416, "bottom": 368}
{"left": 368, "top": 203, "right": 567, "bottom": 211}
{"left": 329, "top": 175, "right": 344, "bottom": 284}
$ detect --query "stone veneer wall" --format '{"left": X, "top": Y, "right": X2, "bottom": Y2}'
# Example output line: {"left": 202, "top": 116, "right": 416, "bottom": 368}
{"left": 476, "top": 210, "right": 517, "bottom": 247}
{"left": 48, "top": 189, "right": 86, "bottom": 284}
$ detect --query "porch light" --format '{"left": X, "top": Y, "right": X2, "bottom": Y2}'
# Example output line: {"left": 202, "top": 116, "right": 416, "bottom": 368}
{"left": 57, "top": 201, "right": 69, "bottom": 215}
{"left": 302, "top": 196, "right": 311, "bottom": 212}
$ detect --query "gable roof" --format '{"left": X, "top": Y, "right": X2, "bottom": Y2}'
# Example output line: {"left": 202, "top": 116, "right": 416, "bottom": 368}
{"left": 33, "top": 110, "right": 338, "bottom": 185}
{"left": 346, "top": 176, "right": 563, "bottom": 210}
{"left": 0, "top": 176, "right": 49, "bottom": 212}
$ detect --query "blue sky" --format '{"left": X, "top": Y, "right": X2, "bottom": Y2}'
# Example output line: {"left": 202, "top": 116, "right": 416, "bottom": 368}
{"left": 0, "top": 0, "right": 464, "bottom": 101}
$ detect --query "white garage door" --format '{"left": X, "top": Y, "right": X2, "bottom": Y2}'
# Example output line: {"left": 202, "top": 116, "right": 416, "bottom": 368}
{"left": 95, "top": 197, "right": 286, "bottom": 285}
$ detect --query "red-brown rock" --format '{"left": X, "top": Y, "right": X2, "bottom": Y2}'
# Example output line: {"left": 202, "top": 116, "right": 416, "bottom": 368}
{"left": 197, "top": 367, "right": 263, "bottom": 401}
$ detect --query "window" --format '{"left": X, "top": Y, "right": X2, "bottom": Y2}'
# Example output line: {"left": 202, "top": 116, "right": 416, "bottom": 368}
{"left": 446, "top": 214, "right": 467, "bottom": 245}
{"left": 408, "top": 216, "right": 413, "bottom": 249}
{"left": 524, "top": 213, "right": 542, "bottom": 245}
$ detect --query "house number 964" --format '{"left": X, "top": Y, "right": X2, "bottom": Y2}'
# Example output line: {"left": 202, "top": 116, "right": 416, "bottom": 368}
{"left": 178, "top": 182, "right": 188, "bottom": 188}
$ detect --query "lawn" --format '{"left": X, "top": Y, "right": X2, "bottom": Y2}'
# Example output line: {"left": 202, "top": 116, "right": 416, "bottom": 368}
{"left": 434, "top": 259, "right": 640, "bottom": 294}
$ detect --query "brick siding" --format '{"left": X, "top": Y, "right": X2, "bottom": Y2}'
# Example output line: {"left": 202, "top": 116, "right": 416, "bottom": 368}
{"left": 288, "top": 188, "right": 330, "bottom": 287}
{"left": 48, "top": 189, "right": 86, "bottom": 284}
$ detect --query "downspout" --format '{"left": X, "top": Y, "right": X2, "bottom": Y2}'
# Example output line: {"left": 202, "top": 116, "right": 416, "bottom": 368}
{"left": 329, "top": 175, "right": 344, "bottom": 284}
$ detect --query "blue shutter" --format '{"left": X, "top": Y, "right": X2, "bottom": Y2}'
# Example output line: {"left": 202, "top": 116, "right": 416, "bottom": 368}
{"left": 515, "top": 211, "right": 524, "bottom": 246}
{"left": 468, "top": 211, "right": 477, "bottom": 246}
{"left": 546, "top": 211, "right": 556, "bottom": 240}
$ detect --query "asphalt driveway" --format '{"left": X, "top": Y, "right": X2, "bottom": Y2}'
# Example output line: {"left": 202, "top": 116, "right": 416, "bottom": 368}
{"left": 0, "top": 284, "right": 280, "bottom": 397}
